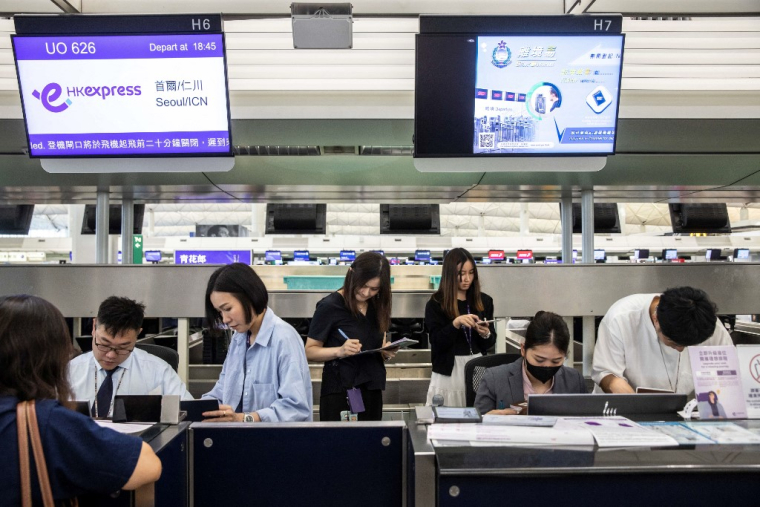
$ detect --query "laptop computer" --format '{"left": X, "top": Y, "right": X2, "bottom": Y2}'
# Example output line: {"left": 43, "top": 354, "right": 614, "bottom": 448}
{"left": 528, "top": 393, "right": 687, "bottom": 420}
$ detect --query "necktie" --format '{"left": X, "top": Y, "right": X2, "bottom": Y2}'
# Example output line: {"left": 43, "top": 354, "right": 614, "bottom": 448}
{"left": 95, "top": 367, "right": 118, "bottom": 417}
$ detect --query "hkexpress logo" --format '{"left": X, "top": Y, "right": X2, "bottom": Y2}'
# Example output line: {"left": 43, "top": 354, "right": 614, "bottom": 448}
{"left": 32, "top": 82, "right": 142, "bottom": 113}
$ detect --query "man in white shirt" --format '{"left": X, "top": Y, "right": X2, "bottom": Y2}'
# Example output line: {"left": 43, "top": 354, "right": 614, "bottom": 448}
{"left": 592, "top": 287, "right": 733, "bottom": 395}
{"left": 68, "top": 296, "right": 192, "bottom": 417}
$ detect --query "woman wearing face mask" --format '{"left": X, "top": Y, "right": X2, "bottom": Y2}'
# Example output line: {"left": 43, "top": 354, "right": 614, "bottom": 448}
{"left": 425, "top": 248, "right": 496, "bottom": 407}
{"left": 305, "top": 252, "right": 395, "bottom": 421}
{"left": 475, "top": 311, "right": 586, "bottom": 415}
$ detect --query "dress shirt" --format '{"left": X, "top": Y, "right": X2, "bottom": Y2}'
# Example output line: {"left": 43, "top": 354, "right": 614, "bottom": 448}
{"left": 592, "top": 293, "right": 734, "bottom": 394}
{"left": 521, "top": 360, "right": 555, "bottom": 399}
{"left": 203, "top": 307, "right": 313, "bottom": 422}
{"left": 68, "top": 347, "right": 193, "bottom": 414}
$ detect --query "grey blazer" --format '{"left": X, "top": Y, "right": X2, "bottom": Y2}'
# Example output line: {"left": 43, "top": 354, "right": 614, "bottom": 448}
{"left": 474, "top": 358, "right": 586, "bottom": 414}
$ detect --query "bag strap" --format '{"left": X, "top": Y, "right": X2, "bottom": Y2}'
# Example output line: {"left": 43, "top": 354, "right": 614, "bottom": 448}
{"left": 17, "top": 401, "right": 56, "bottom": 507}
{"left": 17, "top": 401, "right": 31, "bottom": 507}
{"left": 27, "top": 401, "right": 55, "bottom": 507}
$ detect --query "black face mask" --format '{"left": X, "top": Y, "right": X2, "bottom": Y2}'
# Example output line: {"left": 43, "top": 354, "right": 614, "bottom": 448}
{"left": 525, "top": 360, "right": 562, "bottom": 384}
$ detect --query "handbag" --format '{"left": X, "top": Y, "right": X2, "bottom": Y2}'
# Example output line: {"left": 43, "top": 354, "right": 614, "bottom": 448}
{"left": 17, "top": 400, "right": 79, "bottom": 507}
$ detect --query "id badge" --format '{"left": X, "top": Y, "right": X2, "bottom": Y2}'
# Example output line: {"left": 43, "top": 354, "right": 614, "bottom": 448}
{"left": 340, "top": 410, "right": 359, "bottom": 422}
{"left": 346, "top": 387, "right": 365, "bottom": 413}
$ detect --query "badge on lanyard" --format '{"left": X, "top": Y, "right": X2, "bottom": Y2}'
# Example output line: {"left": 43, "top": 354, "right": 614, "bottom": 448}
{"left": 347, "top": 387, "right": 365, "bottom": 413}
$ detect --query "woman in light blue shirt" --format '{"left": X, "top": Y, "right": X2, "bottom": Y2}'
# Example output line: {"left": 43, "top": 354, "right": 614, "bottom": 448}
{"left": 201, "top": 263, "right": 313, "bottom": 422}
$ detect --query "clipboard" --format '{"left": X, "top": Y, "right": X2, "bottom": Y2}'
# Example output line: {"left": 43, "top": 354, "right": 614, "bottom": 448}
{"left": 352, "top": 337, "right": 419, "bottom": 356}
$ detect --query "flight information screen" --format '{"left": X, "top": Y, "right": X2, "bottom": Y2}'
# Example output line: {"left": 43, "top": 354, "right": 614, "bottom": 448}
{"left": 13, "top": 33, "right": 232, "bottom": 158}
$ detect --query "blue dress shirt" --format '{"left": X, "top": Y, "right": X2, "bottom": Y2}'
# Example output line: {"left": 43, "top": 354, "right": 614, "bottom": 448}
{"left": 68, "top": 347, "right": 193, "bottom": 415}
{"left": 203, "top": 307, "right": 313, "bottom": 422}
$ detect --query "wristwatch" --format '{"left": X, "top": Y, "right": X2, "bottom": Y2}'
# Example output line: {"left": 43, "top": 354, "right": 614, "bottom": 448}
{"left": 243, "top": 412, "right": 255, "bottom": 423}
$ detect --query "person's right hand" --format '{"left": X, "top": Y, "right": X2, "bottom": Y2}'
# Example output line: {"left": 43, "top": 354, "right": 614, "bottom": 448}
{"left": 453, "top": 314, "right": 481, "bottom": 330}
{"left": 338, "top": 338, "right": 362, "bottom": 358}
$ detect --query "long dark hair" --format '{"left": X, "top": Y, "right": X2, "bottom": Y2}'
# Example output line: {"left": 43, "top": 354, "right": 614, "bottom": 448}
{"left": 524, "top": 311, "right": 571, "bottom": 355}
{"left": 205, "top": 263, "right": 269, "bottom": 336}
{"left": 0, "top": 295, "right": 73, "bottom": 404}
{"left": 341, "top": 252, "right": 392, "bottom": 333}
{"left": 432, "top": 247, "right": 484, "bottom": 320}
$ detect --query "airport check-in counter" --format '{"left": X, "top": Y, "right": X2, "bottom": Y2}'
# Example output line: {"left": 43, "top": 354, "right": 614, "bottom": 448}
{"left": 79, "top": 422, "right": 190, "bottom": 507}
{"left": 3, "top": 262, "right": 760, "bottom": 386}
{"left": 408, "top": 419, "right": 760, "bottom": 507}
{"left": 4, "top": 264, "right": 760, "bottom": 505}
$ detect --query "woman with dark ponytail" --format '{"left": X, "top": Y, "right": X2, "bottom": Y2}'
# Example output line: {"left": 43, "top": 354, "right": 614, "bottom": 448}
{"left": 475, "top": 311, "right": 586, "bottom": 414}
{"left": 305, "top": 252, "right": 395, "bottom": 421}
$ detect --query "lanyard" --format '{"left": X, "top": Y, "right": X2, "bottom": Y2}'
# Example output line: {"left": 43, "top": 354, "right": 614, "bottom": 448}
{"left": 93, "top": 366, "right": 126, "bottom": 418}
{"left": 464, "top": 304, "right": 473, "bottom": 355}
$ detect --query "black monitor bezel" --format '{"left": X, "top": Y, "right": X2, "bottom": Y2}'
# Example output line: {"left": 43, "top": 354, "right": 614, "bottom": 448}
{"left": 414, "top": 31, "right": 625, "bottom": 159}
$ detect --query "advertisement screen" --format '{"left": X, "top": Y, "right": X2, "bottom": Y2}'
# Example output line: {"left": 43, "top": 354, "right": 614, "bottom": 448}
{"left": 340, "top": 250, "right": 356, "bottom": 262}
{"left": 474, "top": 35, "right": 623, "bottom": 155}
{"left": 144, "top": 250, "right": 161, "bottom": 262}
{"left": 12, "top": 33, "right": 232, "bottom": 158}
{"left": 293, "top": 250, "right": 310, "bottom": 261}
{"left": 516, "top": 250, "right": 533, "bottom": 260}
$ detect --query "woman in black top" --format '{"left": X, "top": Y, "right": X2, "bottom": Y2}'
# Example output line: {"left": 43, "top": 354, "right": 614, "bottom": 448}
{"left": 305, "top": 252, "right": 395, "bottom": 421}
{"left": 425, "top": 248, "right": 496, "bottom": 407}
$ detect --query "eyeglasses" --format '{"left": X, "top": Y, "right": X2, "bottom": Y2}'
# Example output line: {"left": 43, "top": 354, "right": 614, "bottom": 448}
{"left": 93, "top": 339, "right": 134, "bottom": 356}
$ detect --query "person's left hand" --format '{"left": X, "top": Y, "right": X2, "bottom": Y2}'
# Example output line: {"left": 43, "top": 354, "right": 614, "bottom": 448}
{"left": 202, "top": 404, "right": 243, "bottom": 422}
{"left": 475, "top": 319, "right": 491, "bottom": 337}
{"left": 381, "top": 340, "right": 399, "bottom": 362}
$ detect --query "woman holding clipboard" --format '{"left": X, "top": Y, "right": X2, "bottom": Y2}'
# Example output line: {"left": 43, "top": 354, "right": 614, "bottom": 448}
{"left": 425, "top": 248, "right": 496, "bottom": 407}
{"left": 305, "top": 252, "right": 395, "bottom": 421}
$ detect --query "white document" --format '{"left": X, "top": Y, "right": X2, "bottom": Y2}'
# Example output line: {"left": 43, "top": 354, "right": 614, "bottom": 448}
{"left": 560, "top": 417, "right": 679, "bottom": 448}
{"left": 681, "top": 422, "right": 760, "bottom": 444}
{"left": 639, "top": 422, "right": 715, "bottom": 445}
{"left": 481, "top": 415, "right": 557, "bottom": 427}
{"left": 94, "top": 420, "right": 153, "bottom": 434}
{"left": 427, "top": 422, "right": 594, "bottom": 446}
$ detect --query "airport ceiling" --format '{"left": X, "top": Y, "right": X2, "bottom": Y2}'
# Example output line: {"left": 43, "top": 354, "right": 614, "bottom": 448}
{"left": 0, "top": 1, "right": 757, "bottom": 204}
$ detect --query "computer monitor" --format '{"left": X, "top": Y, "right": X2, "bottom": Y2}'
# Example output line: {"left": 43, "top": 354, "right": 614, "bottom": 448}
{"left": 634, "top": 248, "right": 650, "bottom": 260}
{"left": 293, "top": 250, "right": 310, "bottom": 262}
{"left": 662, "top": 248, "right": 678, "bottom": 261}
{"left": 480, "top": 258, "right": 492, "bottom": 265}
{"left": 734, "top": 248, "right": 750, "bottom": 260}
{"left": 339, "top": 250, "right": 356, "bottom": 262}
{"left": 593, "top": 249, "right": 606, "bottom": 261}
{"left": 415, "top": 249, "right": 431, "bottom": 262}
{"left": 265, "top": 250, "right": 282, "bottom": 265}
{"left": 144, "top": 250, "right": 161, "bottom": 263}
{"left": 516, "top": 250, "right": 533, "bottom": 260}
{"left": 705, "top": 249, "right": 722, "bottom": 261}
{"left": 488, "top": 250, "right": 505, "bottom": 261}
{"left": 528, "top": 393, "right": 687, "bottom": 419}
{"left": 328, "top": 257, "right": 338, "bottom": 266}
